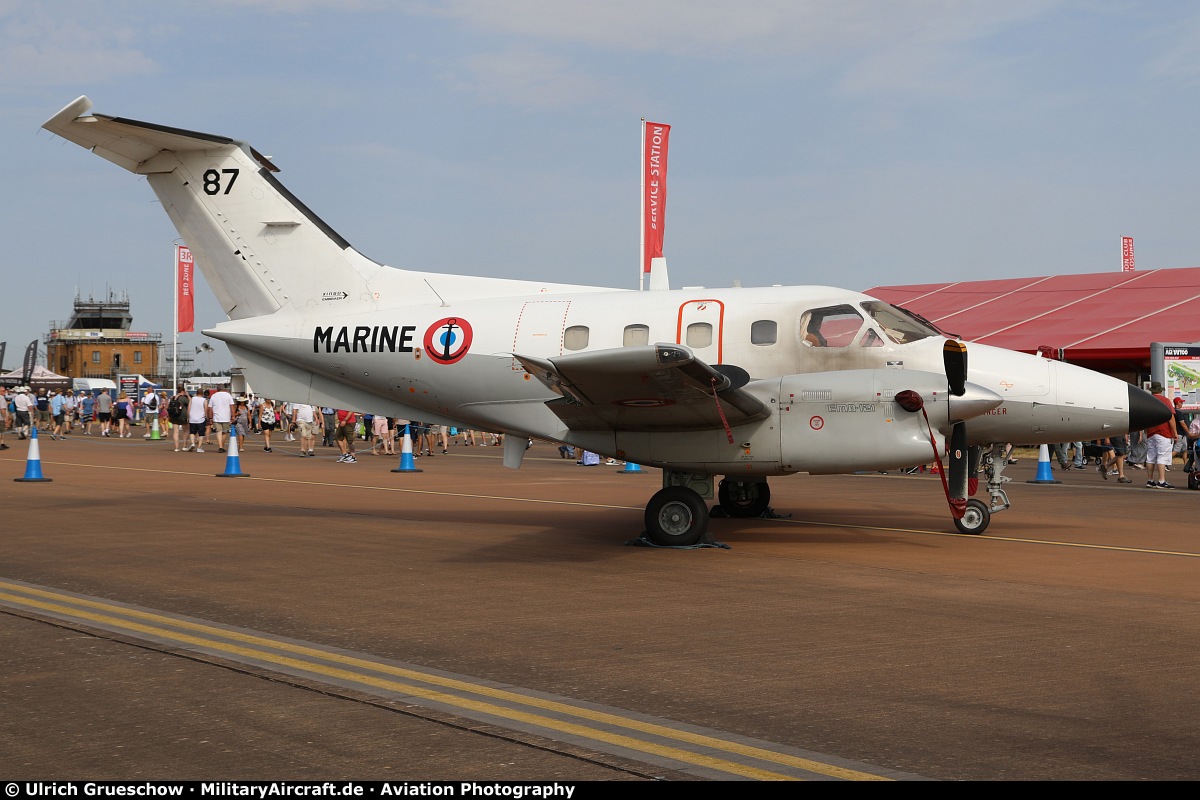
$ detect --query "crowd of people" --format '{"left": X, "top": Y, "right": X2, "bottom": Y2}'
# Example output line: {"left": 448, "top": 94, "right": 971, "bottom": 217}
{"left": 3, "top": 380, "right": 1196, "bottom": 483}
{"left": 0, "top": 384, "right": 518, "bottom": 466}
{"left": 1045, "top": 382, "right": 1199, "bottom": 488}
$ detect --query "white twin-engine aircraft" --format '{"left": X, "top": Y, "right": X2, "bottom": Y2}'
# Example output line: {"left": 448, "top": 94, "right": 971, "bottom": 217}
{"left": 43, "top": 97, "right": 1170, "bottom": 546}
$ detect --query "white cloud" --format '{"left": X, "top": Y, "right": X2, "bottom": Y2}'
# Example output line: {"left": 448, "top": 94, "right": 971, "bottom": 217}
{"left": 441, "top": 47, "right": 621, "bottom": 108}
{"left": 424, "top": 0, "right": 1063, "bottom": 59}
{"left": 0, "top": 6, "right": 158, "bottom": 89}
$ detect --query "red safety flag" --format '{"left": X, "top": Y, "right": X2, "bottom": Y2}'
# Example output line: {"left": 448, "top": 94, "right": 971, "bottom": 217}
{"left": 177, "top": 245, "right": 194, "bottom": 332}
{"left": 643, "top": 121, "right": 670, "bottom": 275}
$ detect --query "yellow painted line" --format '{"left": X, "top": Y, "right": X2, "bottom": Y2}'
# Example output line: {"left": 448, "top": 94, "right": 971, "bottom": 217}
{"left": 0, "top": 582, "right": 889, "bottom": 781}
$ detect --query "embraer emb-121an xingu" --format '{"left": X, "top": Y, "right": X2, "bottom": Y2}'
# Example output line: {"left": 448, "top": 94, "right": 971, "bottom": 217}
{"left": 42, "top": 96, "right": 1170, "bottom": 546}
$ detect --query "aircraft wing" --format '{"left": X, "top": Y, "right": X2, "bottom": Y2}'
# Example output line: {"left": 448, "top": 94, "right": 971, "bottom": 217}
{"left": 514, "top": 344, "right": 770, "bottom": 433}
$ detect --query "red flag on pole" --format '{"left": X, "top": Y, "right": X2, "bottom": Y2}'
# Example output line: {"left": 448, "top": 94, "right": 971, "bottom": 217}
{"left": 642, "top": 122, "right": 670, "bottom": 275}
{"left": 1121, "top": 236, "right": 1135, "bottom": 272}
{"left": 176, "top": 245, "right": 194, "bottom": 332}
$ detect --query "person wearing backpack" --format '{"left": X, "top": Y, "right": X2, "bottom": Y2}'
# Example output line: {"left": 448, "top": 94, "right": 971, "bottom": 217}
{"left": 1183, "top": 399, "right": 1200, "bottom": 473}
{"left": 168, "top": 386, "right": 190, "bottom": 452}
{"left": 1172, "top": 396, "right": 1191, "bottom": 465}
{"left": 140, "top": 387, "right": 161, "bottom": 439}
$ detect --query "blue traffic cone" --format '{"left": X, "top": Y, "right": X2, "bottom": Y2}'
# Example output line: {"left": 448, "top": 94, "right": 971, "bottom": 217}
{"left": 620, "top": 461, "right": 642, "bottom": 474}
{"left": 391, "top": 424, "right": 423, "bottom": 473}
{"left": 1027, "top": 443, "right": 1060, "bottom": 484}
{"left": 216, "top": 433, "right": 249, "bottom": 477}
{"left": 14, "top": 426, "right": 52, "bottom": 483}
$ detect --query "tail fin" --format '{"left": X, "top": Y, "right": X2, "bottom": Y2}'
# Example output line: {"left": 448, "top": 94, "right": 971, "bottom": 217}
{"left": 42, "top": 96, "right": 381, "bottom": 321}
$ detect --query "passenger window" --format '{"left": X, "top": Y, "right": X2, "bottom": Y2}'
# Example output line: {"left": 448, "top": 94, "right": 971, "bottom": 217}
{"left": 623, "top": 324, "right": 649, "bottom": 347}
{"left": 563, "top": 325, "right": 590, "bottom": 351}
{"left": 750, "top": 320, "right": 777, "bottom": 346}
{"left": 686, "top": 322, "right": 713, "bottom": 349}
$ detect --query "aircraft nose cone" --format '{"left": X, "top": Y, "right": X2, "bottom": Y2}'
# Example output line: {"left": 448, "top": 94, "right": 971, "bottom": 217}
{"left": 949, "top": 382, "right": 1004, "bottom": 422}
{"left": 1128, "top": 384, "right": 1172, "bottom": 431}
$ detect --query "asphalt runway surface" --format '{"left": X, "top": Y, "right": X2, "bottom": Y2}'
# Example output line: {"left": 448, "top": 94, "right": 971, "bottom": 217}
{"left": 2, "top": 431, "right": 1199, "bottom": 781}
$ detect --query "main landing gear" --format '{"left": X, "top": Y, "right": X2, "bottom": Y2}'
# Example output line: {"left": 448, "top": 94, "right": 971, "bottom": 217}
{"left": 643, "top": 470, "right": 715, "bottom": 547}
{"left": 717, "top": 478, "right": 771, "bottom": 518}
{"left": 644, "top": 486, "right": 710, "bottom": 546}
{"left": 642, "top": 472, "right": 774, "bottom": 547}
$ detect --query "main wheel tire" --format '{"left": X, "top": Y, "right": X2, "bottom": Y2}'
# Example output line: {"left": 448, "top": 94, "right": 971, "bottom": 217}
{"left": 953, "top": 498, "right": 990, "bottom": 535}
{"left": 645, "top": 486, "right": 710, "bottom": 547}
{"left": 717, "top": 479, "right": 771, "bottom": 518}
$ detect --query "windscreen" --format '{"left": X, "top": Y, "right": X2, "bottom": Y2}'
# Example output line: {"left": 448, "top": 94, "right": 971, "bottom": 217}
{"left": 860, "top": 301, "right": 941, "bottom": 345}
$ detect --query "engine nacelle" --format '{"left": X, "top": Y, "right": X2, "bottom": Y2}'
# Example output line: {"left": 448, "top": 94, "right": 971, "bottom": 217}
{"left": 609, "top": 369, "right": 1000, "bottom": 476}
{"left": 777, "top": 369, "right": 978, "bottom": 474}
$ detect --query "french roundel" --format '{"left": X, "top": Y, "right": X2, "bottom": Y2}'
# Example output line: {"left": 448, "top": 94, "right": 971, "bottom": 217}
{"left": 423, "top": 317, "right": 474, "bottom": 365}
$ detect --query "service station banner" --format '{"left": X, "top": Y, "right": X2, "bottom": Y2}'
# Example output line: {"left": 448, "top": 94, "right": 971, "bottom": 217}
{"left": 643, "top": 122, "right": 670, "bottom": 275}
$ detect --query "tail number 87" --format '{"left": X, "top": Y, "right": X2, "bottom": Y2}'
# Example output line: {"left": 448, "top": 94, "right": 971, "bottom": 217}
{"left": 203, "top": 168, "right": 240, "bottom": 195}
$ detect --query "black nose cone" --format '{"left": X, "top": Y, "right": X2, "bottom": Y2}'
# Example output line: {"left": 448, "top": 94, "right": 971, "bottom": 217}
{"left": 1128, "top": 385, "right": 1172, "bottom": 431}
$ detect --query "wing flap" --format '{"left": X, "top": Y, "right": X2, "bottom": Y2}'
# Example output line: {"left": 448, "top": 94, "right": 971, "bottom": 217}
{"left": 516, "top": 344, "right": 769, "bottom": 432}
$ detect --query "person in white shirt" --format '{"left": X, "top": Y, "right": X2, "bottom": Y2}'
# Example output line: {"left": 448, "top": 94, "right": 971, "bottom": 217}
{"left": 12, "top": 387, "right": 34, "bottom": 439}
{"left": 293, "top": 403, "right": 317, "bottom": 456}
{"left": 140, "top": 388, "right": 160, "bottom": 438}
{"left": 208, "top": 388, "right": 234, "bottom": 452}
{"left": 185, "top": 389, "right": 209, "bottom": 452}
{"left": 0, "top": 388, "right": 9, "bottom": 450}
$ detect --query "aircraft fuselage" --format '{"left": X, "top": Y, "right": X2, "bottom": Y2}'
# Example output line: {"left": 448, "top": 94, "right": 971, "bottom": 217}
{"left": 208, "top": 281, "right": 1139, "bottom": 475}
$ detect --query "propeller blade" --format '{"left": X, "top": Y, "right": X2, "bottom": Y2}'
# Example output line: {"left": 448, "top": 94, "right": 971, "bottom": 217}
{"left": 966, "top": 445, "right": 981, "bottom": 496}
{"left": 947, "top": 421, "right": 967, "bottom": 518}
{"left": 943, "top": 339, "right": 967, "bottom": 397}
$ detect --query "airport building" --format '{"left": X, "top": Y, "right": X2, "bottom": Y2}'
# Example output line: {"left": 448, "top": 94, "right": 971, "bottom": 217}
{"left": 43, "top": 293, "right": 168, "bottom": 384}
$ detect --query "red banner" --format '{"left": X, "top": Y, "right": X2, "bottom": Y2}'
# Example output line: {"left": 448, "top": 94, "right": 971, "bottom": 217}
{"left": 177, "top": 245, "right": 194, "bottom": 332}
{"left": 643, "top": 122, "right": 670, "bottom": 274}
{"left": 1121, "top": 236, "right": 1135, "bottom": 272}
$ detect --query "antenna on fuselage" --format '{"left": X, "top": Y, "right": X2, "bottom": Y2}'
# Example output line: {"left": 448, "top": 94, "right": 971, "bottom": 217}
{"left": 424, "top": 279, "right": 449, "bottom": 307}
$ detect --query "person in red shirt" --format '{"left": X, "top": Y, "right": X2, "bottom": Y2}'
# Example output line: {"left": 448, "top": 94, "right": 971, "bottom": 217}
{"left": 334, "top": 409, "right": 358, "bottom": 463}
{"left": 1144, "top": 382, "right": 1177, "bottom": 488}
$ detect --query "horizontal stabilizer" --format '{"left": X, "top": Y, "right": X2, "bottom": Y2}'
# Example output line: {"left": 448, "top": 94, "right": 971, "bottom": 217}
{"left": 42, "top": 96, "right": 275, "bottom": 174}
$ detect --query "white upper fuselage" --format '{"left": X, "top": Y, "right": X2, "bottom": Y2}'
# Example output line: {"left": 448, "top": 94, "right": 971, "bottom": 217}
{"left": 208, "top": 273, "right": 1133, "bottom": 468}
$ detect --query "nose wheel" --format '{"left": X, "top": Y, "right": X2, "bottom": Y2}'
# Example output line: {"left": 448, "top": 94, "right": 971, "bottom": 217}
{"left": 952, "top": 498, "right": 990, "bottom": 534}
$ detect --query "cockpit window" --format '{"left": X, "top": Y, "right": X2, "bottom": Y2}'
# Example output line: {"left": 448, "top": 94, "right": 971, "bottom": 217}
{"left": 799, "top": 305, "right": 866, "bottom": 348}
{"left": 862, "top": 328, "right": 884, "bottom": 348}
{"left": 859, "top": 301, "right": 940, "bottom": 345}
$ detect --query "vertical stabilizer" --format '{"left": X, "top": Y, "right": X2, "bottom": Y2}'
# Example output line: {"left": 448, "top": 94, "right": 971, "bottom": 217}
{"left": 42, "top": 96, "right": 382, "bottom": 321}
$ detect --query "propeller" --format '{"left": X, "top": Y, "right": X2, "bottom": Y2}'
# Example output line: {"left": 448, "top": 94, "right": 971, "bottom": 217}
{"left": 943, "top": 340, "right": 969, "bottom": 517}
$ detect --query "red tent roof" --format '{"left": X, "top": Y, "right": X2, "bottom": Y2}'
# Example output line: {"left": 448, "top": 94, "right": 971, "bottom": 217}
{"left": 866, "top": 267, "right": 1200, "bottom": 373}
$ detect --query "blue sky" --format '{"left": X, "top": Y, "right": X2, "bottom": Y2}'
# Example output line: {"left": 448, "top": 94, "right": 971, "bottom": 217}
{"left": 6, "top": 1, "right": 1200, "bottom": 374}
